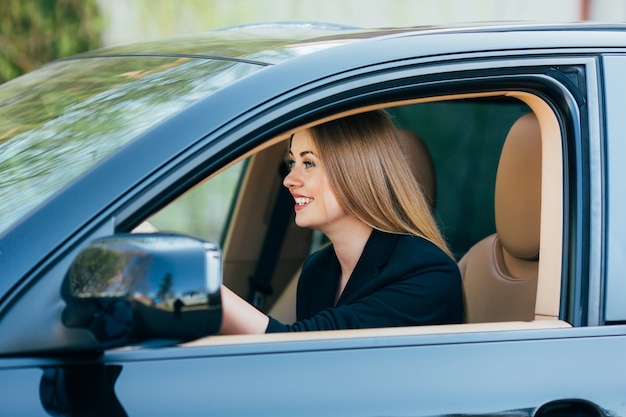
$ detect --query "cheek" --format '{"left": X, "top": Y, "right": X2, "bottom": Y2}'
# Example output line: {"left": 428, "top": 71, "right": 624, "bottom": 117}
{"left": 321, "top": 186, "right": 345, "bottom": 217}
{"left": 315, "top": 173, "right": 346, "bottom": 218}
{"left": 325, "top": 199, "right": 345, "bottom": 219}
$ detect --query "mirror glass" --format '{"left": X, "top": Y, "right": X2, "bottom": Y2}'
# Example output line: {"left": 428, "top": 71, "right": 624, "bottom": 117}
{"left": 63, "top": 233, "right": 222, "bottom": 346}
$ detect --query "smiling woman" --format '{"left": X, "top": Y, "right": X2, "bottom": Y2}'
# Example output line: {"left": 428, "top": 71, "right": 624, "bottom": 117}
{"left": 219, "top": 110, "right": 464, "bottom": 334}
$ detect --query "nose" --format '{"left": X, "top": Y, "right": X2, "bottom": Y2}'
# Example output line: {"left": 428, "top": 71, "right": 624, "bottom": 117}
{"left": 283, "top": 166, "right": 301, "bottom": 189}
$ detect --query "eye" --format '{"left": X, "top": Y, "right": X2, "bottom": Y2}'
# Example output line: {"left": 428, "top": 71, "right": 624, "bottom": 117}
{"left": 303, "top": 159, "right": 315, "bottom": 169}
{"left": 285, "top": 159, "right": 296, "bottom": 170}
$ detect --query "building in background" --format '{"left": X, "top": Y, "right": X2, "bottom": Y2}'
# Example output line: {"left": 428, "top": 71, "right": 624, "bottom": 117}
{"left": 97, "top": 0, "right": 626, "bottom": 47}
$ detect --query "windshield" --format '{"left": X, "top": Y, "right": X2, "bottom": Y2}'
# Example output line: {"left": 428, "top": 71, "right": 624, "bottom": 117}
{"left": 0, "top": 56, "right": 263, "bottom": 235}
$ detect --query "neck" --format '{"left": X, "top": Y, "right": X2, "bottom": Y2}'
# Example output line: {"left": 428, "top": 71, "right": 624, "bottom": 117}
{"left": 324, "top": 219, "right": 373, "bottom": 299}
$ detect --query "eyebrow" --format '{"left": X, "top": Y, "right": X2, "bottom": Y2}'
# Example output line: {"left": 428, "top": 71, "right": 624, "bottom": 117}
{"left": 288, "top": 149, "right": 318, "bottom": 157}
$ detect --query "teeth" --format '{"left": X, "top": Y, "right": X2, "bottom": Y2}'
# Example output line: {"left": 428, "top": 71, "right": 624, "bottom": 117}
{"left": 295, "top": 197, "right": 312, "bottom": 206}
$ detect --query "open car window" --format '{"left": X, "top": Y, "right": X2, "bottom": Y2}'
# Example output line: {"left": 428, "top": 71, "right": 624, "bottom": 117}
{"left": 139, "top": 89, "right": 567, "bottom": 347}
{"left": 146, "top": 160, "right": 247, "bottom": 245}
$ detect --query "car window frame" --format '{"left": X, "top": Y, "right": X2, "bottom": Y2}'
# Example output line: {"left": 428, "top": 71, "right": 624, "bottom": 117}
{"left": 125, "top": 58, "right": 589, "bottom": 338}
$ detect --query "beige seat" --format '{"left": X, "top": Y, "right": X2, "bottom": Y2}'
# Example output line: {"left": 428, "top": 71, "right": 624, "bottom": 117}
{"left": 268, "top": 128, "right": 437, "bottom": 323}
{"left": 396, "top": 129, "right": 437, "bottom": 211}
{"left": 458, "top": 113, "right": 542, "bottom": 323}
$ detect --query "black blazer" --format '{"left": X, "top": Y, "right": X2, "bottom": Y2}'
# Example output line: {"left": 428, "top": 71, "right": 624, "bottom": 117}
{"left": 266, "top": 229, "right": 464, "bottom": 332}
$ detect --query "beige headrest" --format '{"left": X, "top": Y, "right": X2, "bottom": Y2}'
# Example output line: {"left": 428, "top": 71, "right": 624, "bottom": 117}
{"left": 396, "top": 129, "right": 436, "bottom": 210}
{"left": 495, "top": 113, "right": 542, "bottom": 260}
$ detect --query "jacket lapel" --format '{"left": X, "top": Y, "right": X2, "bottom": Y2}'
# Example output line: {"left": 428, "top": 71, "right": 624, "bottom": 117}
{"left": 306, "top": 246, "right": 341, "bottom": 313}
{"left": 336, "top": 230, "right": 398, "bottom": 305}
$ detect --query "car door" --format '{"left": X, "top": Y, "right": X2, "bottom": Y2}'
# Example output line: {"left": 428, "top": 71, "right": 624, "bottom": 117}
{"left": 110, "top": 54, "right": 618, "bottom": 417}
{"left": 1, "top": 37, "right": 623, "bottom": 416}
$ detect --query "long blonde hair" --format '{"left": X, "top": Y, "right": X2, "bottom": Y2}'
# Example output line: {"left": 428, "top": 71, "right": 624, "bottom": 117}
{"left": 308, "top": 110, "right": 453, "bottom": 259}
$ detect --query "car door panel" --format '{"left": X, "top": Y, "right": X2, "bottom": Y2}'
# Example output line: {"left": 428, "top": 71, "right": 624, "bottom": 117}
{"left": 110, "top": 332, "right": 622, "bottom": 416}
{"left": 1, "top": 326, "right": 620, "bottom": 416}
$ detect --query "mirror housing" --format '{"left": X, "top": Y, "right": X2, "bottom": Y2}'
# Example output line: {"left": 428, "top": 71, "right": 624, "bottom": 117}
{"left": 62, "top": 233, "right": 222, "bottom": 347}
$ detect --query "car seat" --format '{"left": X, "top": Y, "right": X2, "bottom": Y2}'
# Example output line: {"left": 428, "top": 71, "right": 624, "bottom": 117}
{"left": 458, "top": 112, "right": 542, "bottom": 323}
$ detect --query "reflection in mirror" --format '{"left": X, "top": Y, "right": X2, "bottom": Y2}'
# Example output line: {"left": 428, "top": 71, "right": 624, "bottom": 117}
{"left": 62, "top": 233, "right": 222, "bottom": 348}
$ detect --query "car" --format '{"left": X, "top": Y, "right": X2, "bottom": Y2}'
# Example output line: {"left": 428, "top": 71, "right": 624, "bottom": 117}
{"left": 1, "top": 20, "right": 625, "bottom": 416}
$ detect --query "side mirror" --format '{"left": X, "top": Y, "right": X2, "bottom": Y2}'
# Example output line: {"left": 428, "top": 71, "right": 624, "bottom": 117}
{"left": 62, "top": 233, "right": 222, "bottom": 348}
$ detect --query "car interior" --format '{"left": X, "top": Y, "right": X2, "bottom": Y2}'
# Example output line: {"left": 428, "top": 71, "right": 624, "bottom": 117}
{"left": 145, "top": 90, "right": 571, "bottom": 346}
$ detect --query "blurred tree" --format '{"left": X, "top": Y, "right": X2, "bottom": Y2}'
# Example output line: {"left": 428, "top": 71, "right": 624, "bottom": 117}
{"left": 0, "top": 0, "right": 102, "bottom": 84}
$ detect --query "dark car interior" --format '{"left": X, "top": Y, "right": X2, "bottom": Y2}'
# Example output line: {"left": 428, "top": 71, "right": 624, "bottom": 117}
{"left": 145, "top": 90, "right": 570, "bottom": 341}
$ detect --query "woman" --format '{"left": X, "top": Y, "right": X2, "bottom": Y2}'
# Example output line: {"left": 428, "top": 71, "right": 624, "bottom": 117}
{"left": 220, "top": 110, "right": 464, "bottom": 334}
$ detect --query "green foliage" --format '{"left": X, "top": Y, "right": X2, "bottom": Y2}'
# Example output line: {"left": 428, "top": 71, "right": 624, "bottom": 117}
{"left": 0, "top": 0, "right": 102, "bottom": 84}
{"left": 68, "top": 247, "right": 127, "bottom": 295}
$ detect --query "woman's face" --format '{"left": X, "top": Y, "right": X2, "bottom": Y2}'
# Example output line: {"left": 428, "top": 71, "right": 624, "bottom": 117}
{"left": 283, "top": 130, "right": 348, "bottom": 234}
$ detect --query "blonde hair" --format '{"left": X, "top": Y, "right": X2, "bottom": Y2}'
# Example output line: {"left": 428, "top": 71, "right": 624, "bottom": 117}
{"left": 308, "top": 110, "right": 453, "bottom": 259}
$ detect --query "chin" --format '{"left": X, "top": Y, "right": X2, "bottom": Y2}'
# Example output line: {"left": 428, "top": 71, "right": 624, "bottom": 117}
{"left": 295, "top": 216, "right": 321, "bottom": 230}
{"left": 294, "top": 217, "right": 309, "bottom": 228}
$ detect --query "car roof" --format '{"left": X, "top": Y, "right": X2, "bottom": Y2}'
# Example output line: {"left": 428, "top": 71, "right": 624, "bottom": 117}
{"left": 71, "top": 22, "right": 372, "bottom": 64}
{"left": 70, "top": 21, "right": 626, "bottom": 64}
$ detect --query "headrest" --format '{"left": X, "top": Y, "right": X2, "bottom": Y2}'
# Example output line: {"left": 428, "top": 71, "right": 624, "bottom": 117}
{"left": 495, "top": 113, "right": 542, "bottom": 260}
{"left": 396, "top": 129, "right": 436, "bottom": 210}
